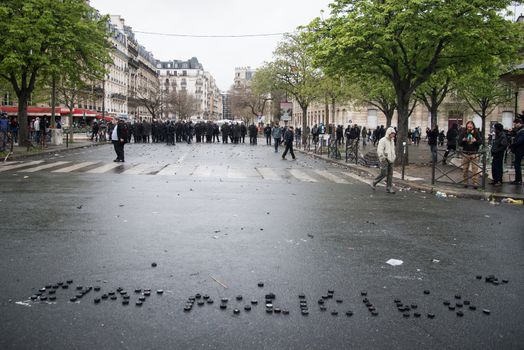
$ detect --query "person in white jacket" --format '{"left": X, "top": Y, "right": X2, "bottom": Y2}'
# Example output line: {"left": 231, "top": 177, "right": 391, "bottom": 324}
{"left": 372, "top": 127, "right": 396, "bottom": 193}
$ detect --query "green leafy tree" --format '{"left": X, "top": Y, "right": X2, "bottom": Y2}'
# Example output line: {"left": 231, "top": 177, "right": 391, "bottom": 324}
{"left": 251, "top": 65, "right": 286, "bottom": 123}
{"left": 307, "top": 0, "right": 522, "bottom": 162}
{"left": 456, "top": 60, "right": 513, "bottom": 145}
{"left": 318, "top": 73, "right": 353, "bottom": 132}
{"left": 267, "top": 32, "right": 322, "bottom": 141}
{"left": 352, "top": 74, "right": 397, "bottom": 128}
{"left": 415, "top": 69, "right": 455, "bottom": 129}
{"left": 0, "top": 0, "right": 111, "bottom": 142}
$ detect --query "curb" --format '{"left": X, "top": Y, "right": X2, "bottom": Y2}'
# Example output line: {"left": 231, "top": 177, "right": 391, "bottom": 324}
{"left": 6, "top": 141, "right": 109, "bottom": 161}
{"left": 297, "top": 148, "right": 524, "bottom": 203}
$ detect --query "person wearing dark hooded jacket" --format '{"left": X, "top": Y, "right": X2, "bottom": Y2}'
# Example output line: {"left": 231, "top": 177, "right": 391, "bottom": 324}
{"left": 442, "top": 123, "right": 459, "bottom": 165}
{"left": 281, "top": 126, "right": 296, "bottom": 160}
{"left": 490, "top": 123, "right": 508, "bottom": 186}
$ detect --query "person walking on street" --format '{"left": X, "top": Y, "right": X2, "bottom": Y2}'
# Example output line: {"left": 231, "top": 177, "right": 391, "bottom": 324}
{"left": 490, "top": 123, "right": 508, "bottom": 186}
{"left": 428, "top": 124, "right": 439, "bottom": 163}
{"left": 264, "top": 124, "right": 272, "bottom": 145}
{"left": 111, "top": 118, "right": 128, "bottom": 162}
{"left": 0, "top": 113, "right": 8, "bottom": 152}
{"left": 442, "top": 123, "right": 458, "bottom": 165}
{"left": 510, "top": 118, "right": 524, "bottom": 185}
{"left": 460, "top": 120, "right": 481, "bottom": 189}
{"left": 282, "top": 126, "right": 296, "bottom": 160}
{"left": 361, "top": 127, "right": 367, "bottom": 146}
{"left": 91, "top": 121, "right": 99, "bottom": 141}
{"left": 272, "top": 123, "right": 283, "bottom": 153}
{"left": 371, "top": 127, "right": 396, "bottom": 193}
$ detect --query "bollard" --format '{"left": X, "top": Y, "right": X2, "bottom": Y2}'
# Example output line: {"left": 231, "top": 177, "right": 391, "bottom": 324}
{"left": 401, "top": 142, "right": 406, "bottom": 180}
{"left": 66, "top": 132, "right": 69, "bottom": 148}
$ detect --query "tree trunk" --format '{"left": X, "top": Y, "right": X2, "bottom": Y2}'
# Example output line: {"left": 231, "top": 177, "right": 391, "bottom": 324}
{"left": 481, "top": 113, "right": 486, "bottom": 147}
{"left": 430, "top": 106, "right": 438, "bottom": 129}
{"left": 385, "top": 111, "right": 394, "bottom": 128}
{"left": 51, "top": 76, "right": 56, "bottom": 128}
{"left": 301, "top": 105, "right": 308, "bottom": 143}
{"left": 324, "top": 98, "right": 330, "bottom": 133}
{"left": 331, "top": 97, "right": 336, "bottom": 134}
{"left": 395, "top": 92, "right": 410, "bottom": 165}
{"left": 17, "top": 93, "right": 29, "bottom": 143}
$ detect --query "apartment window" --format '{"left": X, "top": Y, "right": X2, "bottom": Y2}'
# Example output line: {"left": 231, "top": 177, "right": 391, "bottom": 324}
{"left": 182, "top": 71, "right": 187, "bottom": 76}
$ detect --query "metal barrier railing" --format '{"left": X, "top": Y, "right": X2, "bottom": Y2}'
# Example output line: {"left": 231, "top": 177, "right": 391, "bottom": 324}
{"left": 432, "top": 149, "right": 487, "bottom": 189}
{"left": 345, "top": 138, "right": 359, "bottom": 164}
{"left": 327, "top": 136, "right": 342, "bottom": 160}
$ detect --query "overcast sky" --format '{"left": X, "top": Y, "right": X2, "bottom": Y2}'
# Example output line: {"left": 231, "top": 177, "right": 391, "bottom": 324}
{"left": 89, "top": 0, "right": 333, "bottom": 91}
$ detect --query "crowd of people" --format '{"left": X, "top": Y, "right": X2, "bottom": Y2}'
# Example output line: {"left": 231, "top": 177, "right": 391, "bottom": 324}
{"left": 2, "top": 113, "right": 523, "bottom": 189}
{"left": 98, "top": 117, "right": 524, "bottom": 189}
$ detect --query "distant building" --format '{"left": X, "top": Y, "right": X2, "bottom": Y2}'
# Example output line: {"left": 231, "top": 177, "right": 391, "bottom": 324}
{"left": 222, "top": 93, "right": 232, "bottom": 120}
{"left": 156, "top": 57, "right": 222, "bottom": 120}
{"left": 234, "top": 66, "right": 256, "bottom": 89}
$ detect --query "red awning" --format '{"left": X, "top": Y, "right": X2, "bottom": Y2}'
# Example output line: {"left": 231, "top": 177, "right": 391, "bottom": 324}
{"left": 60, "top": 108, "right": 97, "bottom": 117}
{"left": 0, "top": 106, "right": 54, "bottom": 116}
{"left": 95, "top": 115, "right": 114, "bottom": 121}
{"left": 0, "top": 106, "right": 100, "bottom": 118}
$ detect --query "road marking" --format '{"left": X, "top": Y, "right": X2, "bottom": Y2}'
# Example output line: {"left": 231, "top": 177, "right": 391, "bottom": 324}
{"left": 52, "top": 161, "right": 98, "bottom": 173}
{"left": 176, "top": 152, "right": 188, "bottom": 164}
{"left": 122, "top": 163, "right": 157, "bottom": 175}
{"left": 289, "top": 169, "right": 317, "bottom": 182}
{"left": 342, "top": 171, "right": 372, "bottom": 185}
{"left": 227, "top": 168, "right": 247, "bottom": 179}
{"left": 85, "top": 162, "right": 122, "bottom": 174}
{"left": 314, "top": 170, "right": 349, "bottom": 184}
{"left": 193, "top": 165, "right": 212, "bottom": 177}
{"left": 257, "top": 167, "right": 281, "bottom": 181}
{"left": 20, "top": 161, "right": 71, "bottom": 173}
{"left": 0, "top": 161, "right": 44, "bottom": 172}
{"left": 0, "top": 161, "right": 20, "bottom": 166}
{"left": 156, "top": 164, "right": 178, "bottom": 176}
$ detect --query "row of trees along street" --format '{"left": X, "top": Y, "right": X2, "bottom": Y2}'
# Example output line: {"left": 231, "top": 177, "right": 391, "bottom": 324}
{"left": 247, "top": 0, "right": 523, "bottom": 163}
{"left": 0, "top": 0, "right": 202, "bottom": 143}
{"left": 0, "top": 0, "right": 111, "bottom": 142}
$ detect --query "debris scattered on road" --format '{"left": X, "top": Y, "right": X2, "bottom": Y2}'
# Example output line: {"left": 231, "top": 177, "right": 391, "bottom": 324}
{"left": 386, "top": 259, "right": 403, "bottom": 266}
{"left": 15, "top": 301, "right": 31, "bottom": 307}
{"left": 501, "top": 198, "right": 523, "bottom": 205}
{"left": 210, "top": 275, "right": 228, "bottom": 289}
{"left": 432, "top": 259, "right": 440, "bottom": 263}
{"left": 435, "top": 191, "right": 448, "bottom": 198}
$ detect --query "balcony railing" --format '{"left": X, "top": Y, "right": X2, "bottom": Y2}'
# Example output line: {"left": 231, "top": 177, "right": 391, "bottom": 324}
{"left": 111, "top": 93, "right": 127, "bottom": 100}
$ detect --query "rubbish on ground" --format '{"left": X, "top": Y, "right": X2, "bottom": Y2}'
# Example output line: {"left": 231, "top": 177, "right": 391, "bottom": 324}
{"left": 386, "top": 259, "right": 403, "bottom": 266}
{"left": 501, "top": 198, "right": 523, "bottom": 205}
{"left": 432, "top": 259, "right": 440, "bottom": 263}
{"left": 435, "top": 191, "right": 448, "bottom": 198}
{"left": 210, "top": 275, "right": 228, "bottom": 289}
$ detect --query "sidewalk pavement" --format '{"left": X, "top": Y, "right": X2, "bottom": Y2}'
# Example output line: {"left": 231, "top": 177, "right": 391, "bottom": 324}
{"left": 1, "top": 136, "right": 107, "bottom": 161}
{"left": 298, "top": 142, "right": 524, "bottom": 204}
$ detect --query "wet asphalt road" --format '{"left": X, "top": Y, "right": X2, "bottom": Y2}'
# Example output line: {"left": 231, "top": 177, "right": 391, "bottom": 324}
{"left": 0, "top": 141, "right": 523, "bottom": 350}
